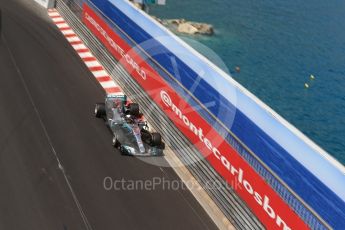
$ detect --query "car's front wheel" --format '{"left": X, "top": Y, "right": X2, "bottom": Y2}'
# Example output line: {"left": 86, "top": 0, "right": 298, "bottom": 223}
{"left": 95, "top": 103, "right": 106, "bottom": 118}
{"left": 151, "top": 133, "right": 162, "bottom": 146}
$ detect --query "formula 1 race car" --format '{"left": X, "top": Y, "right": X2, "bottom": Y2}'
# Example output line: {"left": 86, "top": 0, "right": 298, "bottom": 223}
{"left": 94, "top": 94, "right": 165, "bottom": 156}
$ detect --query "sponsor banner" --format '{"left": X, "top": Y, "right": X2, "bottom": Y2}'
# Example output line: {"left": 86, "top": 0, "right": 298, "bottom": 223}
{"left": 82, "top": 3, "right": 308, "bottom": 229}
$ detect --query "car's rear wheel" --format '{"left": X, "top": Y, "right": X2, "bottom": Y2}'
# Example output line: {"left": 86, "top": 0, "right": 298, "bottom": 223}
{"left": 151, "top": 133, "right": 162, "bottom": 146}
{"left": 112, "top": 134, "right": 120, "bottom": 148}
{"left": 95, "top": 103, "right": 106, "bottom": 118}
{"left": 128, "top": 103, "right": 139, "bottom": 116}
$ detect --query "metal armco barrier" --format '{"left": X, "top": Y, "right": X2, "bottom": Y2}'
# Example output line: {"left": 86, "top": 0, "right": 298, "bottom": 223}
{"left": 55, "top": 0, "right": 342, "bottom": 229}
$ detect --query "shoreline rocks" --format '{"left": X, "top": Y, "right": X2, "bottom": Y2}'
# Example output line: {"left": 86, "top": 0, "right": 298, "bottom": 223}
{"left": 165, "top": 19, "right": 214, "bottom": 35}
{"left": 128, "top": 0, "right": 214, "bottom": 36}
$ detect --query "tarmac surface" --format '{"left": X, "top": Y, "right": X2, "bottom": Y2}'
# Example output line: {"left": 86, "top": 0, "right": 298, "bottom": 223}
{"left": 0, "top": 0, "right": 218, "bottom": 229}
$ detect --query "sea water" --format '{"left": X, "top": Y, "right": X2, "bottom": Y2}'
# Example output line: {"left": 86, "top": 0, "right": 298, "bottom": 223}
{"left": 150, "top": 0, "right": 345, "bottom": 165}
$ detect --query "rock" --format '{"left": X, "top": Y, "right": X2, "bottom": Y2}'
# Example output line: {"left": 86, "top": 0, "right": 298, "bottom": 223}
{"left": 192, "top": 22, "right": 214, "bottom": 35}
{"left": 177, "top": 21, "right": 214, "bottom": 35}
{"left": 133, "top": 3, "right": 142, "bottom": 9}
{"left": 167, "top": 19, "right": 186, "bottom": 25}
{"left": 127, "top": 0, "right": 214, "bottom": 35}
{"left": 128, "top": 0, "right": 145, "bottom": 10}
{"left": 178, "top": 23, "right": 199, "bottom": 35}
{"left": 151, "top": 16, "right": 163, "bottom": 24}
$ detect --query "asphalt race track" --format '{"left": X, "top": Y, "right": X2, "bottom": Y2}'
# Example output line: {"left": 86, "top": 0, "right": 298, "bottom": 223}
{"left": 0, "top": 0, "right": 218, "bottom": 229}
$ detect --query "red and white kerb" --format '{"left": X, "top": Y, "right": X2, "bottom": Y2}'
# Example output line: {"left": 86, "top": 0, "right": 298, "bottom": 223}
{"left": 48, "top": 9, "right": 123, "bottom": 96}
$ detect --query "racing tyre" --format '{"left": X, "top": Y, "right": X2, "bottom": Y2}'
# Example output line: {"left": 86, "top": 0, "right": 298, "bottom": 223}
{"left": 95, "top": 103, "right": 106, "bottom": 118}
{"left": 128, "top": 103, "right": 140, "bottom": 116}
{"left": 112, "top": 135, "right": 120, "bottom": 148}
{"left": 151, "top": 133, "right": 162, "bottom": 146}
{"left": 159, "top": 142, "right": 165, "bottom": 150}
